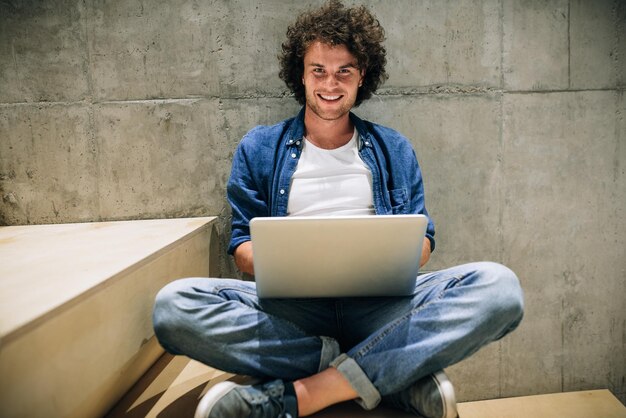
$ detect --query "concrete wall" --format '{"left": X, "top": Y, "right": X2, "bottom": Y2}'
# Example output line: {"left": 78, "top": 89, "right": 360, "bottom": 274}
{"left": 1, "top": 0, "right": 624, "bottom": 405}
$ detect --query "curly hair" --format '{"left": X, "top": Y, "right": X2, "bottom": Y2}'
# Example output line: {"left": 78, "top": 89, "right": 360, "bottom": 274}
{"left": 278, "top": 0, "right": 387, "bottom": 107}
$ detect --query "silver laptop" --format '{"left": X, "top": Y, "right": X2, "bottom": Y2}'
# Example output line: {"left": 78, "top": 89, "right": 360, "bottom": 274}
{"left": 249, "top": 214, "right": 428, "bottom": 298}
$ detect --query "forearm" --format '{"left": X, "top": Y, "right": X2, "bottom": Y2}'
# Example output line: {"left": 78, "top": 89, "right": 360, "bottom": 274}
{"left": 234, "top": 241, "right": 255, "bottom": 275}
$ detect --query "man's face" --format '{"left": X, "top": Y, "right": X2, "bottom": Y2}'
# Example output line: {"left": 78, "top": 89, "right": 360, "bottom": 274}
{"left": 302, "top": 41, "right": 364, "bottom": 122}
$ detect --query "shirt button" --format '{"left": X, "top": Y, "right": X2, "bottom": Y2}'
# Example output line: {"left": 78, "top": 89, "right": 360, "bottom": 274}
{"left": 280, "top": 189, "right": 285, "bottom": 195}
{"left": 365, "top": 141, "right": 370, "bottom": 146}
{"left": 296, "top": 141, "right": 301, "bottom": 146}
{"left": 291, "top": 153, "right": 297, "bottom": 158}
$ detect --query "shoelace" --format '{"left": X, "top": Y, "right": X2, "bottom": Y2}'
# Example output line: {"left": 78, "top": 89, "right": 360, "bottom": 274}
{"left": 273, "top": 392, "right": 293, "bottom": 418}
{"left": 252, "top": 383, "right": 293, "bottom": 418}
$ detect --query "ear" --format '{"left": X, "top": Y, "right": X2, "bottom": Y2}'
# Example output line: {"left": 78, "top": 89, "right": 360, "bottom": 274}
{"left": 359, "top": 69, "right": 365, "bottom": 87}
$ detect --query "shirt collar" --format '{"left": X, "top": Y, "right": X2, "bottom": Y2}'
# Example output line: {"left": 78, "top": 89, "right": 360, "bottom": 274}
{"left": 285, "top": 107, "right": 374, "bottom": 151}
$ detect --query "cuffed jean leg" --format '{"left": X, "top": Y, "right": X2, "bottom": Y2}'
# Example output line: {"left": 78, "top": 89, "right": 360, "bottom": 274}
{"left": 330, "top": 354, "right": 381, "bottom": 410}
{"left": 153, "top": 277, "right": 340, "bottom": 381}
{"left": 331, "top": 262, "right": 524, "bottom": 408}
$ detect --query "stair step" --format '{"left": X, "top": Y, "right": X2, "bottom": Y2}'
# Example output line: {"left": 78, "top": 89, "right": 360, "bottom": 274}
{"left": 458, "top": 389, "right": 626, "bottom": 418}
{"left": 108, "top": 353, "right": 626, "bottom": 417}
{"left": 0, "top": 217, "right": 217, "bottom": 418}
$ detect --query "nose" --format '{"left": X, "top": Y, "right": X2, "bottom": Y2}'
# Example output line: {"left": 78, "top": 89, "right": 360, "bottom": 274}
{"left": 323, "top": 74, "right": 340, "bottom": 88}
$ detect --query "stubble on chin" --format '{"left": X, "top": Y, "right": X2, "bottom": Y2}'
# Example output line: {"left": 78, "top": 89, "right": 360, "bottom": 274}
{"left": 305, "top": 94, "right": 354, "bottom": 122}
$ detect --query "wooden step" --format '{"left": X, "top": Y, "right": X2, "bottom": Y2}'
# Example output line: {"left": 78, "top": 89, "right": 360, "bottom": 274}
{"left": 108, "top": 353, "right": 626, "bottom": 417}
{"left": 0, "top": 217, "right": 217, "bottom": 418}
{"left": 458, "top": 390, "right": 626, "bottom": 418}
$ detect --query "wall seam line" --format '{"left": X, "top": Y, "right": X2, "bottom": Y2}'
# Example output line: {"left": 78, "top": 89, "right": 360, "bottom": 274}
{"left": 2, "top": 86, "right": 625, "bottom": 108}
{"left": 498, "top": 0, "right": 505, "bottom": 399}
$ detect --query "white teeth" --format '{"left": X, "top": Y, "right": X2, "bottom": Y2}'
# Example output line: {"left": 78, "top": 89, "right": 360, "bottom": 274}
{"left": 320, "top": 95, "right": 340, "bottom": 100}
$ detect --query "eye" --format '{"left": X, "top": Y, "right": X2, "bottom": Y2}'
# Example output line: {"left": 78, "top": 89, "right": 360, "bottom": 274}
{"left": 336, "top": 69, "right": 353, "bottom": 79}
{"left": 339, "top": 67, "right": 357, "bottom": 76}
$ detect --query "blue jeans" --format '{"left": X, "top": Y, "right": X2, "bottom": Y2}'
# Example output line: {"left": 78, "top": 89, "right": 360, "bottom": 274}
{"left": 153, "top": 262, "right": 523, "bottom": 410}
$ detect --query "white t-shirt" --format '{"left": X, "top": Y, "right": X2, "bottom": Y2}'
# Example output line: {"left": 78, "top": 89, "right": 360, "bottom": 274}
{"left": 287, "top": 130, "right": 375, "bottom": 217}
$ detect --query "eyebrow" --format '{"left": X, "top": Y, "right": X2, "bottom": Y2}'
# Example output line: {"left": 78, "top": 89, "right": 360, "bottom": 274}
{"left": 308, "top": 62, "right": 358, "bottom": 68}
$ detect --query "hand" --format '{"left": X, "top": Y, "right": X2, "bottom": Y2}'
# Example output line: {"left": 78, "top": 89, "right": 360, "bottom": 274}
{"left": 420, "top": 237, "right": 431, "bottom": 267}
{"left": 234, "top": 241, "right": 255, "bottom": 275}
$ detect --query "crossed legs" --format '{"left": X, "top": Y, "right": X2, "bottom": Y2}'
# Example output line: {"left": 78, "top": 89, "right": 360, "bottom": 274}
{"left": 153, "top": 262, "right": 524, "bottom": 414}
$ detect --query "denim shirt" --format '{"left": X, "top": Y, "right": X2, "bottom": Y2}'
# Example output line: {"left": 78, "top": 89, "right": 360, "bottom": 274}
{"left": 226, "top": 107, "right": 435, "bottom": 255}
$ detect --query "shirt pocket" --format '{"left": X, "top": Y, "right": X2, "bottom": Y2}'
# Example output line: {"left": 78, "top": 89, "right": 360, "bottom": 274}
{"left": 389, "top": 188, "right": 408, "bottom": 214}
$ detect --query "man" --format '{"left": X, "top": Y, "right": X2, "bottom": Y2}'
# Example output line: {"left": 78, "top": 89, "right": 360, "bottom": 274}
{"left": 153, "top": 2, "right": 524, "bottom": 417}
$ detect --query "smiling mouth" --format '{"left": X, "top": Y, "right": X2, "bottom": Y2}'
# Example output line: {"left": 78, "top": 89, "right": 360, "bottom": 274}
{"left": 318, "top": 94, "right": 343, "bottom": 102}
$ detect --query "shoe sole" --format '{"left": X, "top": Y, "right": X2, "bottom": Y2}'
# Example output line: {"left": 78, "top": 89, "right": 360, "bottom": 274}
{"left": 432, "top": 371, "right": 458, "bottom": 418}
{"left": 195, "top": 381, "right": 246, "bottom": 418}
